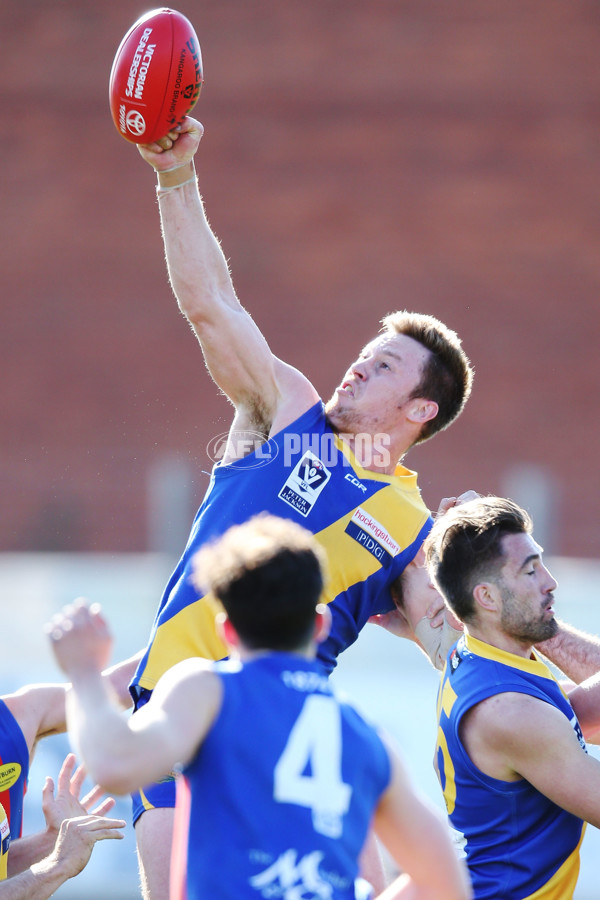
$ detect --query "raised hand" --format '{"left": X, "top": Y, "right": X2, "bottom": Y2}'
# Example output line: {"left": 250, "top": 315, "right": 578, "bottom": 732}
{"left": 41, "top": 754, "right": 116, "bottom": 838}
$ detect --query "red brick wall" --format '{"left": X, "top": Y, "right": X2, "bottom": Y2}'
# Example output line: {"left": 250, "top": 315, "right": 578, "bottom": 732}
{"left": 2, "top": 1, "right": 599, "bottom": 555}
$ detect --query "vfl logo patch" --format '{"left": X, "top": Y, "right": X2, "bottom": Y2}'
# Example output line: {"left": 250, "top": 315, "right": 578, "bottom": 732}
{"left": 345, "top": 507, "right": 401, "bottom": 568}
{"left": 278, "top": 452, "right": 331, "bottom": 518}
{"left": 449, "top": 647, "right": 462, "bottom": 674}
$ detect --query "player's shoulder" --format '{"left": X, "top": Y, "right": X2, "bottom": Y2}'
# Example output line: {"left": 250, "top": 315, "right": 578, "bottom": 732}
{"left": 159, "top": 656, "right": 217, "bottom": 685}
{"left": 467, "top": 690, "right": 552, "bottom": 744}
{"left": 271, "top": 359, "right": 321, "bottom": 427}
{"left": 2, "top": 683, "right": 68, "bottom": 750}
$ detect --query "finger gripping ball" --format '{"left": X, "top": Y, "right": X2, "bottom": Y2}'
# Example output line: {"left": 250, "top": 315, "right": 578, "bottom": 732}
{"left": 109, "top": 8, "right": 203, "bottom": 144}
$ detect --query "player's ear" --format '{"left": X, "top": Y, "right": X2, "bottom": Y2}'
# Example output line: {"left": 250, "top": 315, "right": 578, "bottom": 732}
{"left": 216, "top": 611, "right": 239, "bottom": 648}
{"left": 473, "top": 582, "right": 499, "bottom": 613}
{"left": 314, "top": 604, "right": 332, "bottom": 643}
{"left": 406, "top": 398, "right": 439, "bottom": 425}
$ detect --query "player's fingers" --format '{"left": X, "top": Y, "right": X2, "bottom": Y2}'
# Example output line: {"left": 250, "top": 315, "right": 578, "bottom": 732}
{"left": 177, "top": 115, "right": 204, "bottom": 138}
{"left": 41, "top": 776, "right": 54, "bottom": 805}
{"left": 427, "top": 608, "right": 445, "bottom": 628}
{"left": 435, "top": 497, "right": 457, "bottom": 517}
{"left": 68, "top": 815, "right": 126, "bottom": 839}
{"left": 445, "top": 607, "right": 463, "bottom": 631}
{"left": 80, "top": 783, "right": 104, "bottom": 808}
{"left": 86, "top": 796, "right": 117, "bottom": 818}
{"left": 455, "top": 490, "right": 481, "bottom": 506}
{"left": 57, "top": 753, "right": 78, "bottom": 790}
{"left": 69, "top": 763, "right": 87, "bottom": 797}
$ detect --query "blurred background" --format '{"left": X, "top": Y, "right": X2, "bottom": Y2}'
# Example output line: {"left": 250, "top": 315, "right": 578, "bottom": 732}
{"left": 1, "top": 0, "right": 600, "bottom": 897}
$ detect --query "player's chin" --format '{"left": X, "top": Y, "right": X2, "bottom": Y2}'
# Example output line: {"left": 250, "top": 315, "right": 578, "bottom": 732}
{"left": 324, "top": 395, "right": 337, "bottom": 416}
{"left": 324, "top": 397, "right": 344, "bottom": 427}
{"left": 536, "top": 616, "right": 559, "bottom": 642}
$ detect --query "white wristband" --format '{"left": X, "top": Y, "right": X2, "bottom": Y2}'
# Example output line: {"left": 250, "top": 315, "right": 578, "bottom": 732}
{"left": 156, "top": 175, "right": 197, "bottom": 194}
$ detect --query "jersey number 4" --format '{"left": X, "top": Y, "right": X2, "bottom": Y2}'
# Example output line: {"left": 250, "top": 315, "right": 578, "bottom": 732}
{"left": 274, "top": 694, "right": 352, "bottom": 838}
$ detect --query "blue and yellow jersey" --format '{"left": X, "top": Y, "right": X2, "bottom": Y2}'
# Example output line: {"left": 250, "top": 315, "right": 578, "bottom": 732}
{"left": 0, "top": 802, "right": 8, "bottom": 881}
{"left": 132, "top": 401, "right": 431, "bottom": 695}
{"left": 436, "top": 634, "right": 585, "bottom": 900}
{"left": 0, "top": 700, "right": 28, "bottom": 843}
{"left": 171, "top": 653, "right": 391, "bottom": 900}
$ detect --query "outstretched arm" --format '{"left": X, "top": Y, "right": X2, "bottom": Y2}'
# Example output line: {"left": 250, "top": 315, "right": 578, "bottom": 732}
{"left": 373, "top": 738, "right": 472, "bottom": 900}
{"left": 2, "top": 648, "right": 142, "bottom": 758}
{"left": 566, "top": 671, "right": 600, "bottom": 743}
{"left": 536, "top": 620, "right": 600, "bottom": 685}
{"left": 137, "top": 118, "right": 317, "bottom": 439}
{"left": 47, "top": 600, "right": 221, "bottom": 795}
{"left": 464, "top": 690, "right": 600, "bottom": 827}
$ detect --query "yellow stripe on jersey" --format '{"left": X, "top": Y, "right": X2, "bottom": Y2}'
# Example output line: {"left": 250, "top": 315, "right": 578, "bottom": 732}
{"left": 142, "top": 593, "right": 227, "bottom": 692}
{"left": 318, "top": 481, "right": 429, "bottom": 603}
{"left": 522, "top": 825, "right": 585, "bottom": 899}
{"left": 0, "top": 802, "right": 8, "bottom": 881}
{"left": 139, "top": 456, "right": 428, "bottom": 692}
{"left": 464, "top": 634, "right": 558, "bottom": 681}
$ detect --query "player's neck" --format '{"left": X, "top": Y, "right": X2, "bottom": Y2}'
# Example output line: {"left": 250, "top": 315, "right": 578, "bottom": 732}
{"left": 237, "top": 644, "right": 317, "bottom": 663}
{"left": 466, "top": 625, "right": 534, "bottom": 661}
{"left": 335, "top": 431, "right": 406, "bottom": 475}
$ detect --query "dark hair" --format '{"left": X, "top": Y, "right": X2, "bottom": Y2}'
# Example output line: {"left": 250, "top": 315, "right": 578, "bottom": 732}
{"left": 381, "top": 311, "right": 473, "bottom": 445}
{"left": 191, "top": 514, "right": 327, "bottom": 651}
{"left": 424, "top": 497, "right": 532, "bottom": 623}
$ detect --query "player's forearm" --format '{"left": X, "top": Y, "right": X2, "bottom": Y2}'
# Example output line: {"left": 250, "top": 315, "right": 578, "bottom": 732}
{"left": 0, "top": 857, "right": 69, "bottom": 900}
{"left": 377, "top": 872, "right": 470, "bottom": 900}
{"left": 6, "top": 831, "right": 56, "bottom": 877}
{"left": 156, "top": 165, "right": 237, "bottom": 325}
{"left": 568, "top": 671, "right": 600, "bottom": 742}
{"left": 65, "top": 676, "right": 144, "bottom": 796}
{"left": 536, "top": 620, "right": 600, "bottom": 684}
{"left": 102, "top": 650, "right": 144, "bottom": 709}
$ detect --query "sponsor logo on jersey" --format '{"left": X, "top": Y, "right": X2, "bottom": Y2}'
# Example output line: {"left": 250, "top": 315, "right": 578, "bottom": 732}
{"left": 249, "top": 849, "right": 341, "bottom": 899}
{"left": 0, "top": 763, "right": 21, "bottom": 792}
{"left": 278, "top": 452, "right": 331, "bottom": 517}
{"left": 345, "top": 507, "right": 400, "bottom": 568}
{"left": 344, "top": 472, "right": 367, "bottom": 492}
{"left": 0, "top": 803, "right": 10, "bottom": 859}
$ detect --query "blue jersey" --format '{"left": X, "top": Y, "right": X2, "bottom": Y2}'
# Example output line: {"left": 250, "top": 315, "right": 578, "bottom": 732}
{"left": 132, "top": 401, "right": 431, "bottom": 694}
{"left": 436, "top": 634, "right": 586, "bottom": 900}
{"left": 0, "top": 700, "right": 28, "bottom": 845}
{"left": 171, "top": 653, "right": 391, "bottom": 900}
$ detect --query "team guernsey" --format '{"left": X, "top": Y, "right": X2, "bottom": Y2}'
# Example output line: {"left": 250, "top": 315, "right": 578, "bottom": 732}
{"left": 0, "top": 700, "right": 29, "bottom": 847}
{"left": 436, "top": 634, "right": 586, "bottom": 900}
{"left": 0, "top": 803, "right": 8, "bottom": 881}
{"left": 171, "top": 653, "right": 391, "bottom": 900}
{"left": 132, "top": 401, "right": 432, "bottom": 698}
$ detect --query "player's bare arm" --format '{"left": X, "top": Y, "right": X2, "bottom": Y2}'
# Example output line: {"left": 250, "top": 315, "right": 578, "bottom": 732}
{"left": 48, "top": 601, "right": 222, "bottom": 795}
{"left": 0, "top": 814, "right": 124, "bottom": 900}
{"left": 462, "top": 691, "right": 600, "bottom": 828}
{"left": 138, "top": 117, "right": 318, "bottom": 441}
{"left": 560, "top": 671, "right": 600, "bottom": 743}
{"left": 2, "top": 650, "right": 141, "bottom": 758}
{"left": 7, "top": 753, "right": 117, "bottom": 878}
{"left": 373, "top": 739, "right": 472, "bottom": 900}
{"left": 64, "top": 659, "right": 221, "bottom": 796}
{"left": 536, "top": 620, "right": 600, "bottom": 685}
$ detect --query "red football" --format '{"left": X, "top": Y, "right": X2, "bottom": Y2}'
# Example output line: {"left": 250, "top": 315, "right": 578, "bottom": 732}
{"left": 109, "top": 8, "right": 203, "bottom": 144}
